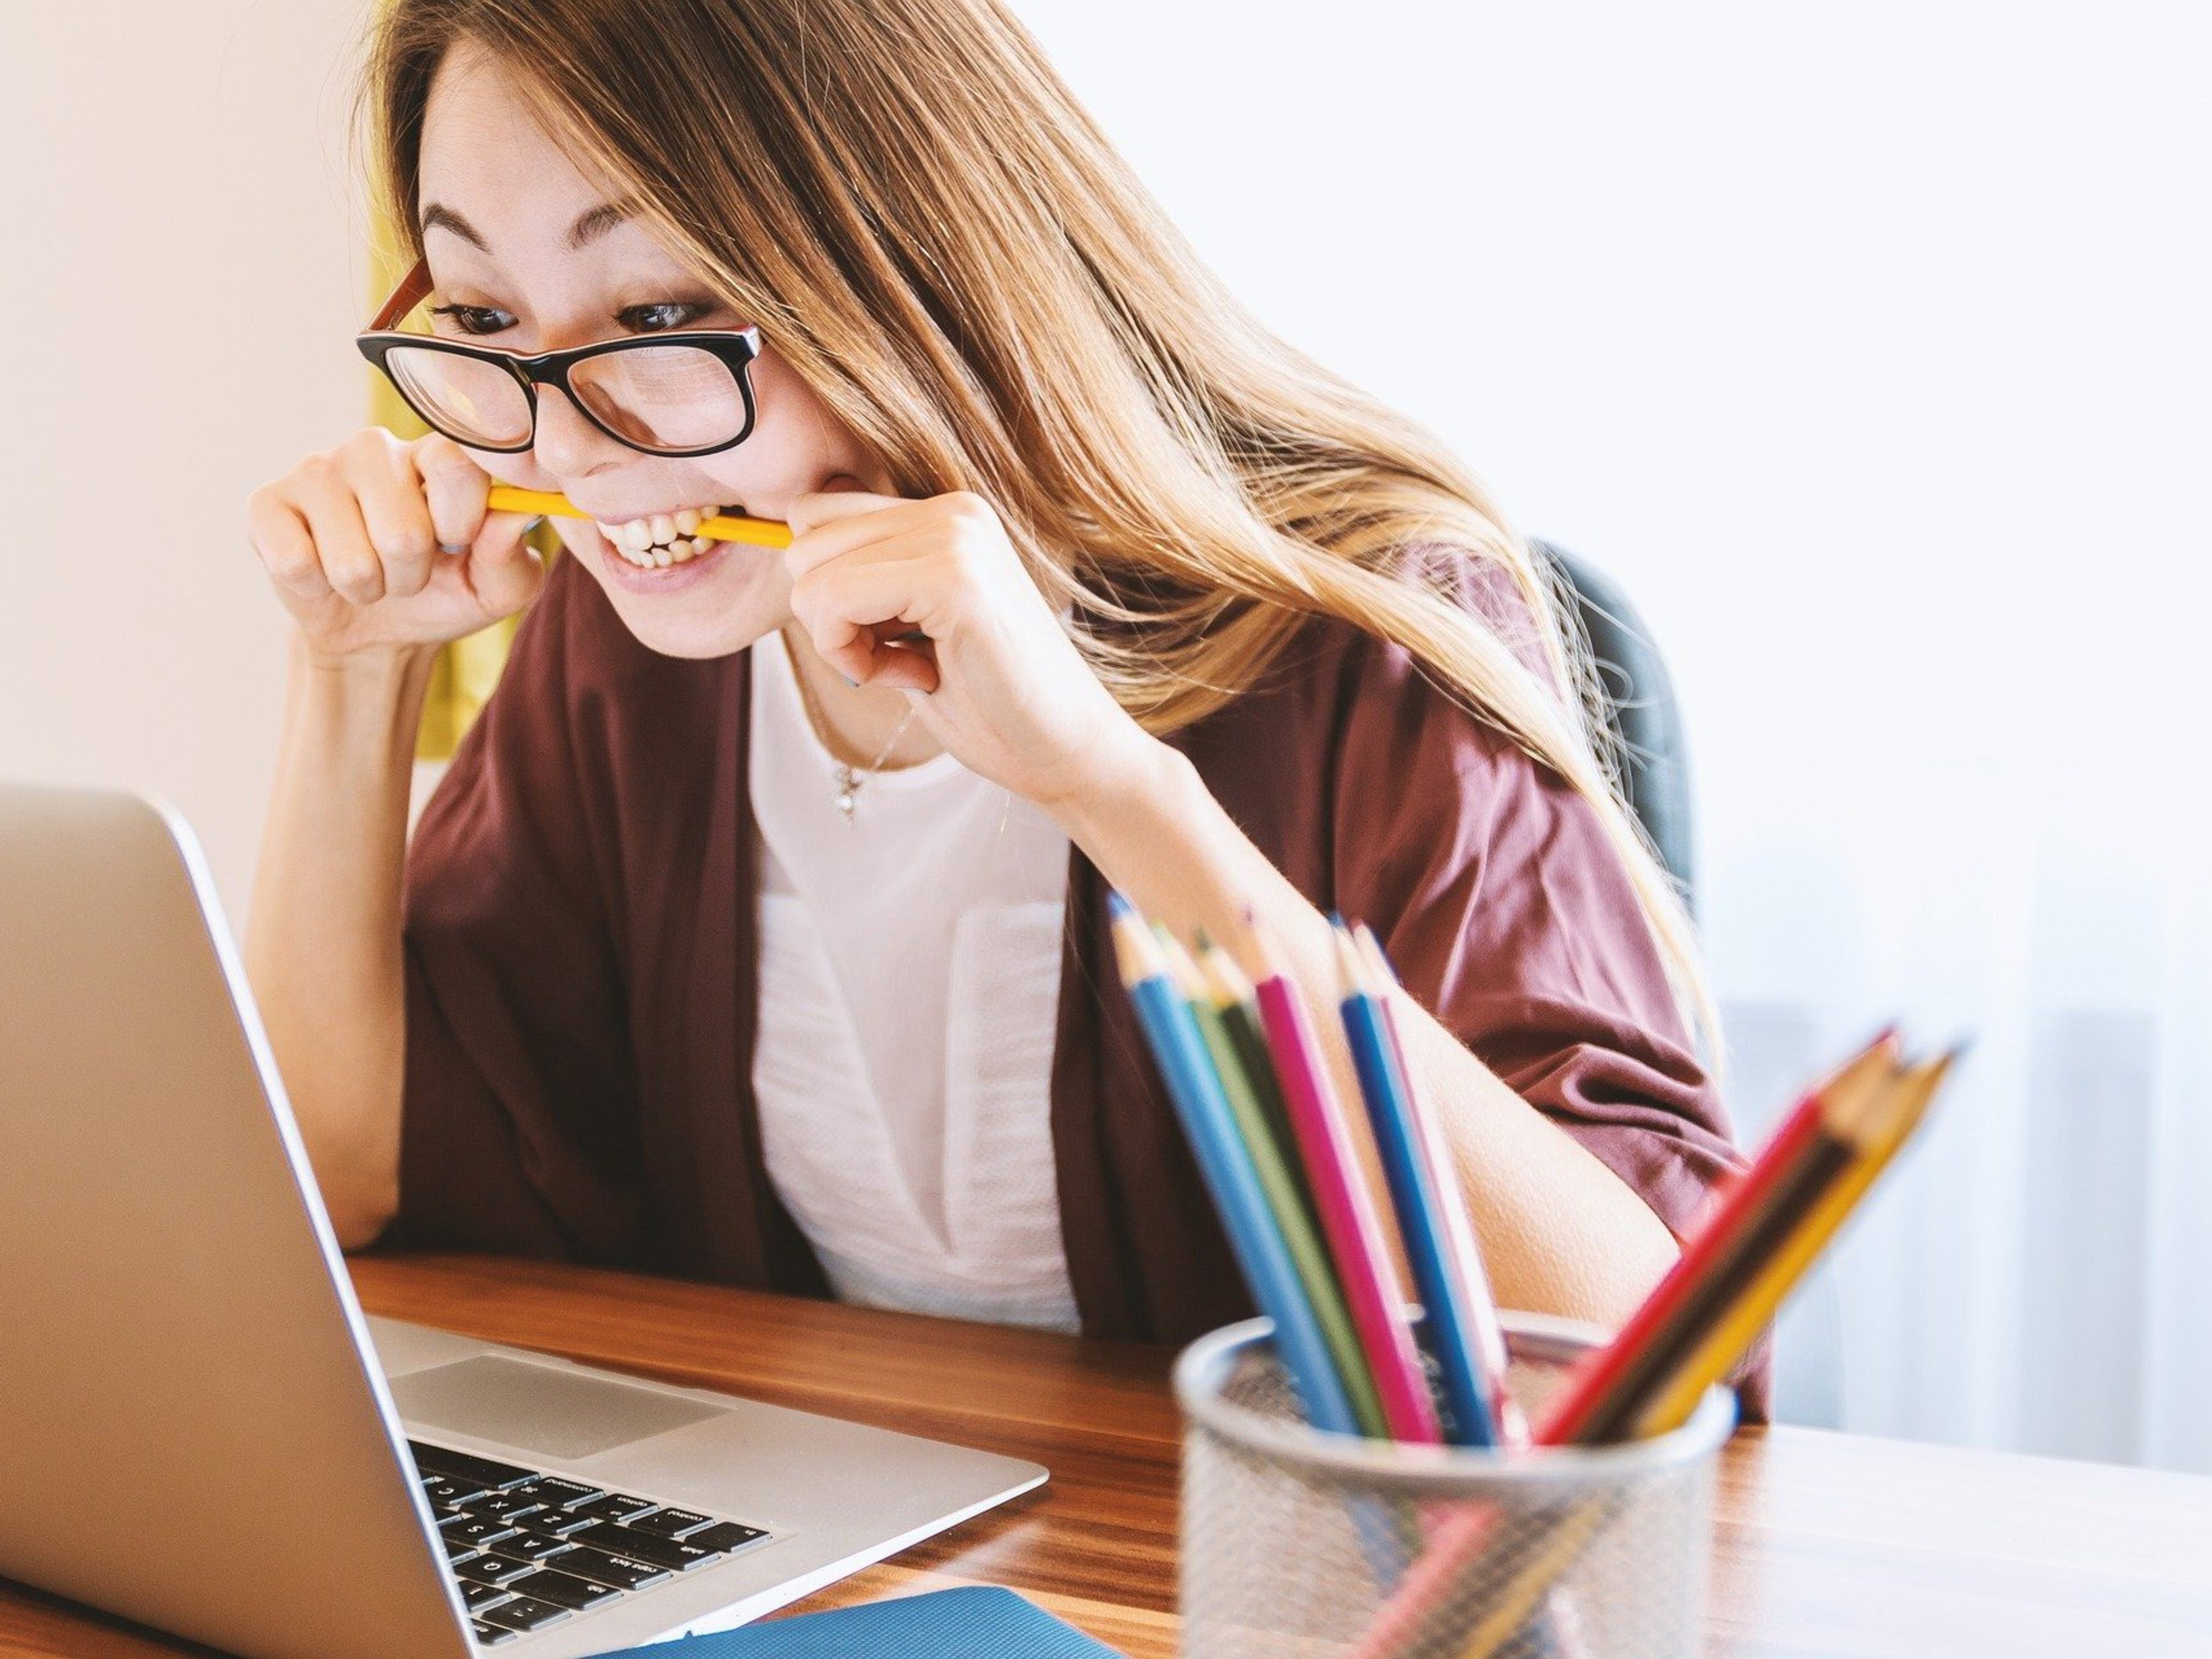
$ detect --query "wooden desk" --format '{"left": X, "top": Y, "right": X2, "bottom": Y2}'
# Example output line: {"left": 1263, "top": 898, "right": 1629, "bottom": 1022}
{"left": 4, "top": 1254, "right": 2208, "bottom": 1657}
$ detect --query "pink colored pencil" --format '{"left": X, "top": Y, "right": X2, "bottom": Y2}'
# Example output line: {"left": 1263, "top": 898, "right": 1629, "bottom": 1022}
{"left": 1246, "top": 916, "right": 1444, "bottom": 1445}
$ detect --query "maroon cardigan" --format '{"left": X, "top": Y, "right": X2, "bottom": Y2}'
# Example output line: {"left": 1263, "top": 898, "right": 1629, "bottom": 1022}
{"left": 391, "top": 551, "right": 1760, "bottom": 1410}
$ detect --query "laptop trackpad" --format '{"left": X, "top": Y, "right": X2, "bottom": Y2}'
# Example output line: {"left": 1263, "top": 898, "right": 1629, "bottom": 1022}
{"left": 391, "top": 1355, "right": 728, "bottom": 1462}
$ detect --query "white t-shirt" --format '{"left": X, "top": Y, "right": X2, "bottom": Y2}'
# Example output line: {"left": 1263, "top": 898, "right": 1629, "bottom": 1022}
{"left": 747, "top": 629, "right": 1080, "bottom": 1331}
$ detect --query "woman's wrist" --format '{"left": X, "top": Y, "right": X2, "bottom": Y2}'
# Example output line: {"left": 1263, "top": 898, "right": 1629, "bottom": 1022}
{"left": 284, "top": 632, "right": 441, "bottom": 775}
{"left": 1043, "top": 730, "right": 1201, "bottom": 889}
{"left": 293, "top": 631, "right": 442, "bottom": 691}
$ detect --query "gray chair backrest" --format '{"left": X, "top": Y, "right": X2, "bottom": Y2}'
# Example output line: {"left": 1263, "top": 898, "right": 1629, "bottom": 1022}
{"left": 1530, "top": 540, "right": 1696, "bottom": 917}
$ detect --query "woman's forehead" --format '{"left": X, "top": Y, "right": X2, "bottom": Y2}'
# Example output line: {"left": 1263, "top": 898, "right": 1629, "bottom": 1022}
{"left": 419, "top": 44, "right": 610, "bottom": 244}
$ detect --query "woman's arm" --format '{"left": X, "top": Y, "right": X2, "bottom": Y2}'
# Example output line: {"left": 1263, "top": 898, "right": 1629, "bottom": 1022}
{"left": 241, "top": 429, "right": 546, "bottom": 1247}
{"left": 1049, "top": 743, "right": 1681, "bottom": 1332}
{"left": 245, "top": 640, "right": 437, "bottom": 1247}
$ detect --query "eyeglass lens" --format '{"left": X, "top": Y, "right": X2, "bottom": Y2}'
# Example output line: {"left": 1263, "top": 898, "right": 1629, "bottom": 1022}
{"left": 572, "top": 347, "right": 749, "bottom": 452}
{"left": 385, "top": 349, "right": 533, "bottom": 449}
{"left": 383, "top": 343, "right": 749, "bottom": 454}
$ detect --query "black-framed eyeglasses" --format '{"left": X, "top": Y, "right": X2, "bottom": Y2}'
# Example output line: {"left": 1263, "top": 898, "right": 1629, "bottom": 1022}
{"left": 356, "top": 257, "right": 763, "bottom": 458}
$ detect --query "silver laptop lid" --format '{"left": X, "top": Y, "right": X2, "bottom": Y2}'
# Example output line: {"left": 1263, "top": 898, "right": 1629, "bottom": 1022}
{"left": 0, "top": 783, "right": 475, "bottom": 1659}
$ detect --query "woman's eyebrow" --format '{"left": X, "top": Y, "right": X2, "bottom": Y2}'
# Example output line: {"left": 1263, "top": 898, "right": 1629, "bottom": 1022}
{"left": 415, "top": 200, "right": 627, "bottom": 253}
{"left": 567, "top": 202, "right": 627, "bottom": 249}
{"left": 420, "top": 202, "right": 487, "bottom": 250}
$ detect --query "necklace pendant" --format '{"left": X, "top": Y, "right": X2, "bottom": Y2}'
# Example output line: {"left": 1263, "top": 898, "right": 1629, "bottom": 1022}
{"left": 833, "top": 766, "right": 859, "bottom": 826}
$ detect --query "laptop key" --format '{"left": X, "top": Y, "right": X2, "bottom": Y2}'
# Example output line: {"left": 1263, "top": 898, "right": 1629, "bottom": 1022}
{"left": 464, "top": 1493, "right": 548, "bottom": 1524}
{"left": 410, "top": 1441, "right": 537, "bottom": 1491}
{"left": 459, "top": 1580, "right": 515, "bottom": 1611}
{"left": 455, "top": 1554, "right": 536, "bottom": 1587}
{"left": 570, "top": 1522, "right": 719, "bottom": 1571}
{"left": 569, "top": 1492, "right": 654, "bottom": 1522}
{"left": 625, "top": 1506, "right": 715, "bottom": 1540}
{"left": 489, "top": 1531, "right": 576, "bottom": 1564}
{"left": 475, "top": 1595, "right": 571, "bottom": 1633}
{"left": 440, "top": 1536, "right": 483, "bottom": 1564}
{"left": 548, "top": 1546, "right": 672, "bottom": 1593}
{"left": 506, "top": 1568, "right": 624, "bottom": 1611}
{"left": 423, "top": 1474, "right": 492, "bottom": 1506}
{"left": 471, "top": 1618, "right": 522, "bottom": 1646}
{"left": 685, "top": 1521, "right": 768, "bottom": 1554}
{"left": 441, "top": 1516, "right": 521, "bottom": 1548}
{"left": 521, "top": 1507, "right": 600, "bottom": 1537}
{"left": 509, "top": 1476, "right": 602, "bottom": 1510}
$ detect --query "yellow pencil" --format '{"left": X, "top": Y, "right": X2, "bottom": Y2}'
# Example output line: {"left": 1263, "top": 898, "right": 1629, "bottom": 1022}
{"left": 1628, "top": 1048, "right": 1959, "bottom": 1437}
{"left": 484, "top": 484, "right": 793, "bottom": 549}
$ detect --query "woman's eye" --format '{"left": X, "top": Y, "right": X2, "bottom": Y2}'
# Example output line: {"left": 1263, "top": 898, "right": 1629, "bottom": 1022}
{"left": 619, "top": 302, "right": 711, "bottom": 333}
{"left": 428, "top": 303, "right": 516, "bottom": 336}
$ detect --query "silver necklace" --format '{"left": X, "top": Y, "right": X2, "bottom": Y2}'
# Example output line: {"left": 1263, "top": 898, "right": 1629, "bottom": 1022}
{"left": 782, "top": 633, "right": 919, "bottom": 827}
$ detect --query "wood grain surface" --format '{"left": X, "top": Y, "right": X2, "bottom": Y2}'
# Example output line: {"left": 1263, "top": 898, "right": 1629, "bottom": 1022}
{"left": 3, "top": 1253, "right": 2206, "bottom": 1657}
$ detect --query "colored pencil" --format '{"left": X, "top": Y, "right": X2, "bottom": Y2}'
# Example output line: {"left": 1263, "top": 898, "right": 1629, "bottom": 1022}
{"left": 1245, "top": 916, "right": 1444, "bottom": 1446}
{"left": 1628, "top": 1047, "right": 1957, "bottom": 1437}
{"left": 1160, "top": 928, "right": 1389, "bottom": 1441}
{"left": 1351, "top": 923, "right": 1527, "bottom": 1447}
{"left": 1532, "top": 1029, "right": 1901, "bottom": 1446}
{"left": 1334, "top": 921, "right": 1502, "bottom": 1448}
{"left": 1350, "top": 1035, "right": 1944, "bottom": 1659}
{"left": 1192, "top": 934, "right": 1325, "bottom": 1252}
{"left": 484, "top": 484, "right": 793, "bottom": 549}
{"left": 1104, "top": 894, "right": 1357, "bottom": 1437}
{"left": 1427, "top": 1052, "right": 1960, "bottom": 1659}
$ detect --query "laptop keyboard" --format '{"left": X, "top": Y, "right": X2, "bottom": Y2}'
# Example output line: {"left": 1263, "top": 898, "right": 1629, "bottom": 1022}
{"left": 408, "top": 1440, "right": 771, "bottom": 1647}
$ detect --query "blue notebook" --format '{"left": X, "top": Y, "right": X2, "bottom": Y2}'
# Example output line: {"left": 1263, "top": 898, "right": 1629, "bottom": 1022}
{"left": 590, "top": 1587, "right": 1124, "bottom": 1657}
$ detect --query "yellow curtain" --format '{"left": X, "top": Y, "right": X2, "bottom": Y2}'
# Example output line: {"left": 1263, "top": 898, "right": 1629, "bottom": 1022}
{"left": 368, "top": 223, "right": 551, "bottom": 762}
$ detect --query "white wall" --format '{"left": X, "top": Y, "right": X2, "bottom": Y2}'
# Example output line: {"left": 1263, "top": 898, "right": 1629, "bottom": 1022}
{"left": 0, "top": 0, "right": 371, "bottom": 914}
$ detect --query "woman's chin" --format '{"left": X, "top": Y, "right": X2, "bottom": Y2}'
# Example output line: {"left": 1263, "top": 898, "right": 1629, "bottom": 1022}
{"left": 614, "top": 607, "right": 769, "bottom": 660}
{"left": 574, "top": 523, "right": 785, "bottom": 659}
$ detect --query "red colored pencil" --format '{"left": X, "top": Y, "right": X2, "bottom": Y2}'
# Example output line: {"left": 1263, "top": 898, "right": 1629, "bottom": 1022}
{"left": 1532, "top": 1027, "right": 1900, "bottom": 1446}
{"left": 1345, "top": 1028, "right": 1908, "bottom": 1659}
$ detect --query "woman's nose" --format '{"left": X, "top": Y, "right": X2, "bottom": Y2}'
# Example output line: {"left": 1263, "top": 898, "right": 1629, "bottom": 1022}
{"left": 528, "top": 382, "right": 631, "bottom": 477}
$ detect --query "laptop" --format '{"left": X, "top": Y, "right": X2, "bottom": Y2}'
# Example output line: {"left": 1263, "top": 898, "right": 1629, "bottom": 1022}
{"left": 0, "top": 782, "right": 1047, "bottom": 1659}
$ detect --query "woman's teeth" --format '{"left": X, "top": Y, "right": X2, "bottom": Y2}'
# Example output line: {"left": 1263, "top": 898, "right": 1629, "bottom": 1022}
{"left": 595, "top": 506, "right": 729, "bottom": 569}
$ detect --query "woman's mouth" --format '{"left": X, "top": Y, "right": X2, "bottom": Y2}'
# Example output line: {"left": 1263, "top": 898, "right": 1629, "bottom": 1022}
{"left": 592, "top": 505, "right": 734, "bottom": 569}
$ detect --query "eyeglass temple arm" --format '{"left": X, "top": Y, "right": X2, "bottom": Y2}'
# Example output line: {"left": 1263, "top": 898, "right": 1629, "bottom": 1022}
{"left": 368, "top": 257, "right": 435, "bottom": 331}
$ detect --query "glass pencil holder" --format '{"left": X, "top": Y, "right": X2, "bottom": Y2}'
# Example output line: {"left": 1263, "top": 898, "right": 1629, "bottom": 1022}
{"left": 1174, "top": 1314, "right": 1736, "bottom": 1659}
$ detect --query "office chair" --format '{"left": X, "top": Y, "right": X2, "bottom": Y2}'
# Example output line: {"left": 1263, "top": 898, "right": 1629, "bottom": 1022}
{"left": 1529, "top": 540, "right": 1696, "bottom": 916}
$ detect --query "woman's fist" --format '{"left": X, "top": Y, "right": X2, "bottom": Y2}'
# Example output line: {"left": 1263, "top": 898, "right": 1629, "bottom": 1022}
{"left": 248, "top": 429, "right": 545, "bottom": 662}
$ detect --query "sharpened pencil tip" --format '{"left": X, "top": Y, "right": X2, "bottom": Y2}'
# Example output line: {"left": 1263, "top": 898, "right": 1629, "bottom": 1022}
{"left": 1351, "top": 921, "right": 1404, "bottom": 989}
{"left": 1329, "top": 920, "right": 1366, "bottom": 998}
{"left": 1106, "top": 888, "right": 1135, "bottom": 923}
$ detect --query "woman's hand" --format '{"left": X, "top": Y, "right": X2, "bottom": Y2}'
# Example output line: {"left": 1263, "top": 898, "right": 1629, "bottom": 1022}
{"left": 783, "top": 487, "right": 1159, "bottom": 815}
{"left": 248, "top": 428, "right": 546, "bottom": 664}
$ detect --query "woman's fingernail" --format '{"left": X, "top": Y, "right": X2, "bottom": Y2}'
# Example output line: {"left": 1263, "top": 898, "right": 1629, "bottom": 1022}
{"left": 438, "top": 541, "right": 469, "bottom": 556}
{"left": 841, "top": 674, "right": 859, "bottom": 688}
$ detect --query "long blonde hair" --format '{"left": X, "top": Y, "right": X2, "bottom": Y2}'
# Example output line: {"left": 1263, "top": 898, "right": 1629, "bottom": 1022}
{"left": 365, "top": 0, "right": 1720, "bottom": 1058}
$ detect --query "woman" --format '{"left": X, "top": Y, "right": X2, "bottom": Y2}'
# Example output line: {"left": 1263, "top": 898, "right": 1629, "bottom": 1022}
{"left": 246, "top": 0, "right": 1746, "bottom": 1364}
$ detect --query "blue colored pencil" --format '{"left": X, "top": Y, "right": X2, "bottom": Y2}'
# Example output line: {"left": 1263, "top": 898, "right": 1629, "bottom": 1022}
{"left": 1353, "top": 921, "right": 1527, "bottom": 1447}
{"left": 1106, "top": 893, "right": 1358, "bottom": 1437}
{"left": 1331, "top": 919, "right": 1502, "bottom": 1448}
